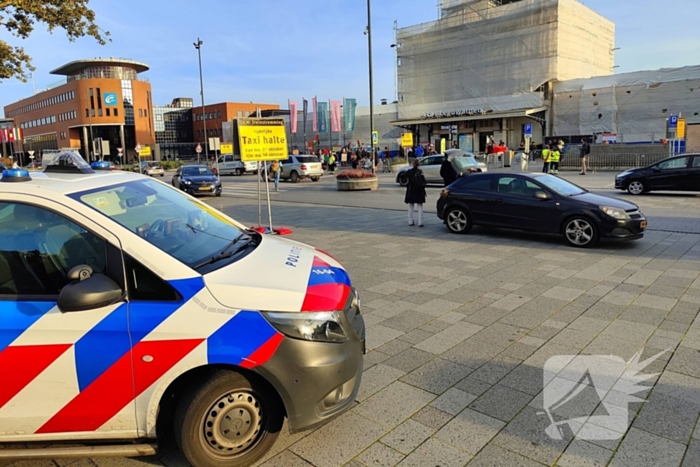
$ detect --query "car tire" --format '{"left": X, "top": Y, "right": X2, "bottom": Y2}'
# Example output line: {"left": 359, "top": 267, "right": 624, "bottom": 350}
{"left": 445, "top": 207, "right": 472, "bottom": 234}
{"left": 174, "top": 370, "right": 283, "bottom": 467}
{"left": 398, "top": 174, "right": 409, "bottom": 187}
{"left": 161, "top": 174, "right": 164, "bottom": 177}
{"left": 290, "top": 171, "right": 300, "bottom": 183}
{"left": 626, "top": 180, "right": 646, "bottom": 195}
{"left": 563, "top": 216, "right": 598, "bottom": 248}
{"left": 311, "top": 176, "right": 320, "bottom": 182}
{"left": 236, "top": 168, "right": 244, "bottom": 176}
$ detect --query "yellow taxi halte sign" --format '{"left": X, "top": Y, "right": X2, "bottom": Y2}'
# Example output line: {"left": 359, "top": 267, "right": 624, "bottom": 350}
{"left": 237, "top": 118, "right": 289, "bottom": 162}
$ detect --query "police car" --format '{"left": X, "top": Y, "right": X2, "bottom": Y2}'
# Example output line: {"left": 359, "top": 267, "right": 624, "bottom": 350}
{"left": 0, "top": 153, "right": 365, "bottom": 466}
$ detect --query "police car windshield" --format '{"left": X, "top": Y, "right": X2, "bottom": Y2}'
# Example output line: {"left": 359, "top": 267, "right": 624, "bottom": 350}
{"left": 72, "top": 179, "right": 247, "bottom": 271}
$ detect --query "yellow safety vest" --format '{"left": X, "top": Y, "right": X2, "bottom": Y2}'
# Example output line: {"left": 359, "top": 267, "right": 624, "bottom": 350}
{"left": 542, "top": 149, "right": 551, "bottom": 162}
{"left": 550, "top": 150, "right": 560, "bottom": 163}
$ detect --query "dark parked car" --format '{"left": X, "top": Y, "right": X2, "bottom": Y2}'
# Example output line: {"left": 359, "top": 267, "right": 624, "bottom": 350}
{"left": 437, "top": 173, "right": 647, "bottom": 248}
{"left": 615, "top": 154, "right": 700, "bottom": 195}
{"left": 172, "top": 165, "right": 222, "bottom": 197}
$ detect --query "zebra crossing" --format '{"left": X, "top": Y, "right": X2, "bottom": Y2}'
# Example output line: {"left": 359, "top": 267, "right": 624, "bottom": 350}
{"left": 220, "top": 184, "right": 286, "bottom": 199}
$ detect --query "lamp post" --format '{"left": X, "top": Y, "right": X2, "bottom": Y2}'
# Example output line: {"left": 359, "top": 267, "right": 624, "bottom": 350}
{"left": 390, "top": 20, "right": 398, "bottom": 104}
{"left": 194, "top": 38, "right": 207, "bottom": 164}
{"left": 366, "top": 0, "right": 375, "bottom": 173}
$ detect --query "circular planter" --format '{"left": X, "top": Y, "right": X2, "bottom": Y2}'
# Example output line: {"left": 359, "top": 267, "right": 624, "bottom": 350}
{"left": 336, "top": 177, "right": 379, "bottom": 191}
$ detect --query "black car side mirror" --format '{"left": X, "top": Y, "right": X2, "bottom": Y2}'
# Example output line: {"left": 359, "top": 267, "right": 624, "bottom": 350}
{"left": 534, "top": 191, "right": 550, "bottom": 200}
{"left": 58, "top": 265, "right": 124, "bottom": 312}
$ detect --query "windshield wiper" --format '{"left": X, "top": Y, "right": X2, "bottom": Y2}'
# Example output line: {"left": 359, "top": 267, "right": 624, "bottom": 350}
{"left": 192, "top": 232, "right": 260, "bottom": 271}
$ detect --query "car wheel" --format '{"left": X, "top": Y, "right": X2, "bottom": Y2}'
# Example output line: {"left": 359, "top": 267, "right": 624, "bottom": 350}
{"left": 237, "top": 168, "right": 244, "bottom": 176}
{"left": 626, "top": 180, "right": 646, "bottom": 195}
{"left": 161, "top": 174, "right": 164, "bottom": 177}
{"left": 445, "top": 207, "right": 472, "bottom": 234}
{"left": 174, "top": 370, "right": 283, "bottom": 467}
{"left": 563, "top": 217, "right": 598, "bottom": 248}
{"left": 398, "top": 174, "right": 409, "bottom": 187}
{"left": 311, "top": 176, "right": 320, "bottom": 182}
{"left": 215, "top": 191, "right": 222, "bottom": 197}
{"left": 290, "top": 171, "right": 300, "bottom": 183}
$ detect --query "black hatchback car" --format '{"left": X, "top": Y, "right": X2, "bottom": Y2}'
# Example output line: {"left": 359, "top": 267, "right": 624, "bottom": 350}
{"left": 437, "top": 173, "right": 646, "bottom": 248}
{"left": 615, "top": 154, "right": 700, "bottom": 195}
{"left": 172, "top": 165, "right": 222, "bottom": 197}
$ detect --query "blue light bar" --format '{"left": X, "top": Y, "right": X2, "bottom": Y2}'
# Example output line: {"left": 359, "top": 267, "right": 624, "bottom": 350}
{"left": 1, "top": 169, "right": 31, "bottom": 182}
{"left": 91, "top": 161, "right": 111, "bottom": 170}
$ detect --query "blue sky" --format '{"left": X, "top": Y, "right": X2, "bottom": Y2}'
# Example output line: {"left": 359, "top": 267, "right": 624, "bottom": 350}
{"left": 1, "top": 0, "right": 699, "bottom": 110}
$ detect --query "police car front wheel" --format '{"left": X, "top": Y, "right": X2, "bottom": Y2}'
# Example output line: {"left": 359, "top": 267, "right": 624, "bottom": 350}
{"left": 174, "top": 370, "right": 283, "bottom": 467}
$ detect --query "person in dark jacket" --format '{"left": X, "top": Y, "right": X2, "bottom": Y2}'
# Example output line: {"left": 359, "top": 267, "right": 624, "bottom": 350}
{"left": 440, "top": 156, "right": 458, "bottom": 187}
{"left": 405, "top": 159, "right": 427, "bottom": 227}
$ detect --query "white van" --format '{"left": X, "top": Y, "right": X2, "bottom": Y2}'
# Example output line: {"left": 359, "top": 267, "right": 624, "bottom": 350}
{"left": 218, "top": 154, "right": 258, "bottom": 176}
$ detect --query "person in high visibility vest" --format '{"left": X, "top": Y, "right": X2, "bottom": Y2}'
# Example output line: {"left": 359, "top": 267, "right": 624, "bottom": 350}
{"left": 541, "top": 145, "right": 551, "bottom": 174}
{"left": 550, "top": 146, "right": 561, "bottom": 174}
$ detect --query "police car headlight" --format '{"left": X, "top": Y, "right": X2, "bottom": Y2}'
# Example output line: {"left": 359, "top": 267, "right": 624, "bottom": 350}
{"left": 263, "top": 311, "right": 348, "bottom": 343}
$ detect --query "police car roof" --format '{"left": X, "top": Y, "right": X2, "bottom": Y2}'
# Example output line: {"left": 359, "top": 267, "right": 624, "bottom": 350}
{"left": 0, "top": 170, "right": 150, "bottom": 195}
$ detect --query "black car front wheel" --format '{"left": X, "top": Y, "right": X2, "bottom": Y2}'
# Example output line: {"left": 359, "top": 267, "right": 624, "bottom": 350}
{"left": 626, "top": 180, "right": 646, "bottom": 195}
{"left": 445, "top": 207, "right": 472, "bottom": 234}
{"left": 398, "top": 174, "right": 409, "bottom": 186}
{"left": 563, "top": 217, "right": 598, "bottom": 248}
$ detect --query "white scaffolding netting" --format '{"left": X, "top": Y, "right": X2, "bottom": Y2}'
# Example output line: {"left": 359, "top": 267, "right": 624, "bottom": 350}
{"left": 553, "top": 65, "right": 700, "bottom": 142}
{"left": 397, "top": 0, "right": 614, "bottom": 119}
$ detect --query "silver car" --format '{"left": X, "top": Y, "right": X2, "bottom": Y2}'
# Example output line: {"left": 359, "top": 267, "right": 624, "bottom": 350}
{"left": 217, "top": 154, "right": 258, "bottom": 175}
{"left": 395, "top": 154, "right": 481, "bottom": 186}
{"left": 265, "top": 155, "right": 324, "bottom": 183}
{"left": 139, "top": 161, "right": 165, "bottom": 177}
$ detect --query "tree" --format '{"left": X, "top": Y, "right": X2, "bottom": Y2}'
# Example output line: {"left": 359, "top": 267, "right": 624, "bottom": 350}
{"left": 0, "top": 0, "right": 110, "bottom": 82}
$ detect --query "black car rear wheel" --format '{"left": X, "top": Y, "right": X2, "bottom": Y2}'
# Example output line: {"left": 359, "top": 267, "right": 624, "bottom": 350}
{"left": 626, "top": 180, "right": 646, "bottom": 195}
{"left": 398, "top": 173, "right": 409, "bottom": 186}
{"left": 563, "top": 217, "right": 598, "bottom": 248}
{"left": 445, "top": 207, "right": 472, "bottom": 234}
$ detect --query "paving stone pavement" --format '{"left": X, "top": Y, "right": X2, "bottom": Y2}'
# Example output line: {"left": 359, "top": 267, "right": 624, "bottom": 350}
{"left": 6, "top": 192, "right": 700, "bottom": 467}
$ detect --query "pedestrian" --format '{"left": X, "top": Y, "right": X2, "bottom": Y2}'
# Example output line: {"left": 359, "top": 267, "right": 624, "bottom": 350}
{"left": 542, "top": 145, "right": 551, "bottom": 174}
{"left": 351, "top": 153, "right": 359, "bottom": 169}
{"left": 329, "top": 153, "right": 336, "bottom": 172}
{"left": 550, "top": 145, "right": 561, "bottom": 175}
{"left": 405, "top": 159, "right": 427, "bottom": 227}
{"left": 270, "top": 160, "right": 281, "bottom": 191}
{"left": 415, "top": 145, "right": 424, "bottom": 158}
{"left": 579, "top": 138, "right": 590, "bottom": 175}
{"left": 440, "top": 154, "right": 458, "bottom": 187}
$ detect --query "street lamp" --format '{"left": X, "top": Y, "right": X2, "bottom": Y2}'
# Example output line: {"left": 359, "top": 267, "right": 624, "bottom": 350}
{"left": 366, "top": 0, "right": 375, "bottom": 173}
{"left": 194, "top": 38, "right": 207, "bottom": 163}
{"left": 390, "top": 20, "right": 398, "bottom": 104}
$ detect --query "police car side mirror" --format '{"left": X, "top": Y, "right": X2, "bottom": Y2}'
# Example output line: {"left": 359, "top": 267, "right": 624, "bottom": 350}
{"left": 58, "top": 268, "right": 123, "bottom": 313}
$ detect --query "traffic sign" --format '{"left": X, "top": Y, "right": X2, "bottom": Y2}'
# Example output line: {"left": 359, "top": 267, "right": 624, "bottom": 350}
{"left": 237, "top": 118, "right": 289, "bottom": 162}
{"left": 220, "top": 143, "right": 233, "bottom": 154}
{"left": 195, "top": 143, "right": 202, "bottom": 154}
{"left": 401, "top": 133, "right": 413, "bottom": 148}
{"left": 117, "top": 147, "right": 123, "bottom": 157}
{"left": 524, "top": 123, "right": 533, "bottom": 137}
{"left": 669, "top": 115, "right": 678, "bottom": 129}
{"left": 372, "top": 131, "right": 379, "bottom": 145}
{"left": 678, "top": 118, "right": 686, "bottom": 139}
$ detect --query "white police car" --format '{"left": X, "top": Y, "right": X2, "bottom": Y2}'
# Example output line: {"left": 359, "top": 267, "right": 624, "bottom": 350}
{"left": 0, "top": 153, "right": 364, "bottom": 466}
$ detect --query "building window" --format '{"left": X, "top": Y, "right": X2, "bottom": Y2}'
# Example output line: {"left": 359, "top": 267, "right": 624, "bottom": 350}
{"left": 91, "top": 109, "right": 95, "bottom": 117}
{"left": 217, "top": 111, "right": 221, "bottom": 119}
{"left": 98, "top": 109, "right": 103, "bottom": 117}
{"left": 106, "top": 108, "right": 110, "bottom": 117}
{"left": 139, "top": 109, "right": 143, "bottom": 117}
{"left": 114, "top": 108, "right": 118, "bottom": 117}
{"left": 86, "top": 109, "right": 89, "bottom": 117}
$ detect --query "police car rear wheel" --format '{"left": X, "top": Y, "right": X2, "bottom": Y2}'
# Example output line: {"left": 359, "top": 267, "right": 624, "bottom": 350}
{"left": 175, "top": 370, "right": 283, "bottom": 467}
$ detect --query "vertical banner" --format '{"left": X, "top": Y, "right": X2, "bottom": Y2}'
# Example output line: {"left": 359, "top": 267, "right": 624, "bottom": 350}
{"left": 312, "top": 97, "right": 318, "bottom": 132}
{"left": 317, "top": 101, "right": 328, "bottom": 133}
{"left": 302, "top": 98, "right": 308, "bottom": 136}
{"left": 343, "top": 98, "right": 357, "bottom": 131}
{"left": 330, "top": 100, "right": 341, "bottom": 133}
{"left": 0, "top": 129, "right": 7, "bottom": 143}
{"left": 289, "top": 100, "right": 298, "bottom": 134}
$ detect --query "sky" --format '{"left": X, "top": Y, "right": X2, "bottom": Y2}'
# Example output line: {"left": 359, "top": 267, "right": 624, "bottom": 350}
{"left": 0, "top": 0, "right": 699, "bottom": 111}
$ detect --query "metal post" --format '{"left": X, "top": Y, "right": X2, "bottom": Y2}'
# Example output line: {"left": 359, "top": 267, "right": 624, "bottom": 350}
{"left": 367, "top": 0, "right": 375, "bottom": 174}
{"left": 194, "top": 39, "right": 207, "bottom": 164}
{"left": 87, "top": 87, "right": 94, "bottom": 162}
{"left": 393, "top": 20, "right": 398, "bottom": 103}
{"left": 328, "top": 99, "right": 332, "bottom": 153}
{"left": 263, "top": 163, "right": 273, "bottom": 232}
{"left": 257, "top": 165, "right": 262, "bottom": 227}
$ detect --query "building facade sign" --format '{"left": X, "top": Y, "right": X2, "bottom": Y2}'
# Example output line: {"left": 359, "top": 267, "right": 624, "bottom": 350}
{"left": 422, "top": 108, "right": 485, "bottom": 119}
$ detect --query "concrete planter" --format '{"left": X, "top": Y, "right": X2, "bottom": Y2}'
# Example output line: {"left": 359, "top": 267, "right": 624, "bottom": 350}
{"left": 390, "top": 163, "right": 409, "bottom": 171}
{"left": 336, "top": 177, "right": 379, "bottom": 191}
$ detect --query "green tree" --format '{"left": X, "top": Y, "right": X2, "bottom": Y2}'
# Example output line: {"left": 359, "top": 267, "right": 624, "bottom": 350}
{"left": 0, "top": 0, "right": 110, "bottom": 82}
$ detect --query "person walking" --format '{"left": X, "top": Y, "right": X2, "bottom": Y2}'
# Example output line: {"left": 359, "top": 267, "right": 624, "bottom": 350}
{"left": 270, "top": 160, "right": 281, "bottom": 191}
{"left": 440, "top": 155, "right": 458, "bottom": 187}
{"left": 405, "top": 159, "right": 427, "bottom": 227}
{"left": 541, "top": 145, "right": 551, "bottom": 174}
{"left": 579, "top": 138, "right": 590, "bottom": 175}
{"left": 550, "top": 146, "right": 561, "bottom": 175}
{"left": 329, "top": 153, "right": 336, "bottom": 173}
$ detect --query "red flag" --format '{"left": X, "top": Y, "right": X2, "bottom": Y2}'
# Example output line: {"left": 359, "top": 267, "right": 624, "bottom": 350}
{"left": 8, "top": 130, "right": 15, "bottom": 142}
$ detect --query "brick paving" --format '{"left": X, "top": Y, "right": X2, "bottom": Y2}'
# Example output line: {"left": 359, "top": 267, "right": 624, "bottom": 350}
{"left": 5, "top": 177, "right": 700, "bottom": 467}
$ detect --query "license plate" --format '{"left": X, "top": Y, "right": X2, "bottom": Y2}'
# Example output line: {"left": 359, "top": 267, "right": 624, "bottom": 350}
{"left": 641, "top": 220, "right": 647, "bottom": 229}
{"left": 199, "top": 186, "right": 212, "bottom": 191}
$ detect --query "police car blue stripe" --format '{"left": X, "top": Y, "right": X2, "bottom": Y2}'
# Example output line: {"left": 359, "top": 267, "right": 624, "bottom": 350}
{"left": 0, "top": 301, "right": 55, "bottom": 352}
{"left": 74, "top": 277, "right": 205, "bottom": 392}
{"left": 207, "top": 311, "right": 277, "bottom": 366}
{"left": 308, "top": 266, "right": 352, "bottom": 288}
